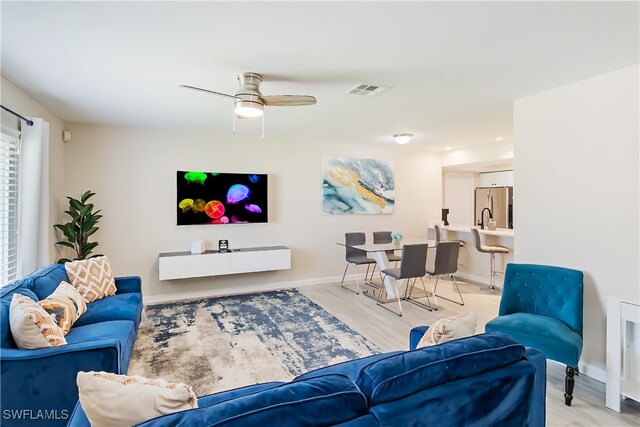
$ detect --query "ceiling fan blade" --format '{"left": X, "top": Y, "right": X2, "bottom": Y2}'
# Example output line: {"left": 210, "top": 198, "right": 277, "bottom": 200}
{"left": 262, "top": 95, "right": 317, "bottom": 107}
{"left": 179, "top": 84, "right": 238, "bottom": 99}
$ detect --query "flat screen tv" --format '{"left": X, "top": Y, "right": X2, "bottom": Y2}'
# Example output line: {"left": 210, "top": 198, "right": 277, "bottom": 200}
{"left": 177, "top": 171, "right": 268, "bottom": 225}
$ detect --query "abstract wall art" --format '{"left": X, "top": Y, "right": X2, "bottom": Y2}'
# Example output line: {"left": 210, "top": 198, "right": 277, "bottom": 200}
{"left": 322, "top": 157, "right": 395, "bottom": 214}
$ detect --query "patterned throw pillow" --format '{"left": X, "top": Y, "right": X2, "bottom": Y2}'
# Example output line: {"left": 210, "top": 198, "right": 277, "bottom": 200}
{"left": 65, "top": 256, "right": 117, "bottom": 303}
{"left": 9, "top": 293, "right": 67, "bottom": 349}
{"left": 417, "top": 312, "right": 477, "bottom": 347}
{"left": 77, "top": 372, "right": 198, "bottom": 427}
{"left": 38, "top": 281, "right": 87, "bottom": 335}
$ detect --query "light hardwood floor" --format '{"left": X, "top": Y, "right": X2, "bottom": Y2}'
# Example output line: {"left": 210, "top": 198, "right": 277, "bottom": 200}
{"left": 299, "top": 278, "right": 640, "bottom": 427}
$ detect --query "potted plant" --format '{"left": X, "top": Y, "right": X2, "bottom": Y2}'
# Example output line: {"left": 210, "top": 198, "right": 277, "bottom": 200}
{"left": 54, "top": 191, "right": 102, "bottom": 263}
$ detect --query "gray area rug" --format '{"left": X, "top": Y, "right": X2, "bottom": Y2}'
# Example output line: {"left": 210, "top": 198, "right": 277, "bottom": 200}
{"left": 129, "top": 289, "right": 379, "bottom": 396}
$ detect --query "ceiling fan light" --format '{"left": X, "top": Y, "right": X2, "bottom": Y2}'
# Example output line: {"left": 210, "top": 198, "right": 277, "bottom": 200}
{"left": 393, "top": 133, "right": 413, "bottom": 145}
{"left": 234, "top": 101, "right": 264, "bottom": 118}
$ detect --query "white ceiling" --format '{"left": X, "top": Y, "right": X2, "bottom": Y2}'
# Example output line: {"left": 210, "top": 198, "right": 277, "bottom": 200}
{"left": 1, "top": 1, "right": 638, "bottom": 151}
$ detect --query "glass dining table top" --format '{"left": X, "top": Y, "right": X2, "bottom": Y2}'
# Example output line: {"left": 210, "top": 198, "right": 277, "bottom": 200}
{"left": 337, "top": 239, "right": 437, "bottom": 252}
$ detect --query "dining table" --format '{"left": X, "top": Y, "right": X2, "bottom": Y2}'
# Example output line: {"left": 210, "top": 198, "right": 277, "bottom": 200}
{"left": 337, "top": 238, "right": 437, "bottom": 300}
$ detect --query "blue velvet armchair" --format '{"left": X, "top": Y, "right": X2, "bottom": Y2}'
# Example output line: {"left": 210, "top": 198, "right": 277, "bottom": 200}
{"left": 485, "top": 263, "right": 583, "bottom": 406}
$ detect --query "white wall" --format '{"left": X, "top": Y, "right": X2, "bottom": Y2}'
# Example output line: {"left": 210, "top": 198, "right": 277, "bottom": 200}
{"left": 443, "top": 172, "right": 474, "bottom": 225}
{"left": 1, "top": 75, "right": 66, "bottom": 264}
{"left": 64, "top": 123, "right": 442, "bottom": 300}
{"left": 514, "top": 65, "right": 639, "bottom": 381}
{"left": 441, "top": 140, "right": 513, "bottom": 168}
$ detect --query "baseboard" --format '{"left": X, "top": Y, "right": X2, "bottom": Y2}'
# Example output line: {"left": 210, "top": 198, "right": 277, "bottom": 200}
{"left": 578, "top": 361, "right": 606, "bottom": 383}
{"left": 456, "top": 272, "right": 492, "bottom": 287}
{"left": 143, "top": 273, "right": 368, "bottom": 305}
{"left": 547, "top": 359, "right": 606, "bottom": 383}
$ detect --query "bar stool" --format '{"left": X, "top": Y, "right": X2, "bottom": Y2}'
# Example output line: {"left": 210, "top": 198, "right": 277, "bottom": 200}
{"left": 471, "top": 228, "right": 508, "bottom": 291}
{"left": 434, "top": 224, "right": 465, "bottom": 247}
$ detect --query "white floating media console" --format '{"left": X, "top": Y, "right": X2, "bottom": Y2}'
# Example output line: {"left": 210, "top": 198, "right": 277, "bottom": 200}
{"left": 606, "top": 297, "right": 640, "bottom": 412}
{"left": 158, "top": 246, "right": 291, "bottom": 280}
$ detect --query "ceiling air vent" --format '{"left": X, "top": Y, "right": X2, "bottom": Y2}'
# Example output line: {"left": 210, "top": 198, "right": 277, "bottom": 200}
{"left": 346, "top": 83, "right": 392, "bottom": 96}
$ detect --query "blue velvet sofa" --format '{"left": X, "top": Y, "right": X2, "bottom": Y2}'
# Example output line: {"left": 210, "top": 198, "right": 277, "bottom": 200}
{"left": 0, "top": 263, "right": 143, "bottom": 427}
{"left": 68, "top": 330, "right": 546, "bottom": 427}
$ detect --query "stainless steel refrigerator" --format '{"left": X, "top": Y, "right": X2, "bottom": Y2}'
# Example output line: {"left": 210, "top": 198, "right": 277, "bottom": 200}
{"left": 474, "top": 186, "right": 513, "bottom": 229}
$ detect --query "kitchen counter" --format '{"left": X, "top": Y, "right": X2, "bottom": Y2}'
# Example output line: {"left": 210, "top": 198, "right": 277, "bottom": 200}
{"left": 435, "top": 225, "right": 514, "bottom": 238}
{"left": 427, "top": 223, "right": 514, "bottom": 287}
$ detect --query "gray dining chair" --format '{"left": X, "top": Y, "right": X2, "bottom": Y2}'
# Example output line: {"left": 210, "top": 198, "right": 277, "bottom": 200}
{"left": 434, "top": 223, "right": 465, "bottom": 278}
{"left": 372, "top": 231, "right": 402, "bottom": 262}
{"left": 426, "top": 241, "right": 463, "bottom": 308}
{"left": 380, "top": 243, "right": 430, "bottom": 316}
{"left": 341, "top": 232, "right": 376, "bottom": 295}
{"left": 370, "top": 231, "right": 401, "bottom": 282}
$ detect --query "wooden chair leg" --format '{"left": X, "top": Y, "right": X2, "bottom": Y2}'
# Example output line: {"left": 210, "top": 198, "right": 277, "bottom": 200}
{"left": 565, "top": 366, "right": 575, "bottom": 406}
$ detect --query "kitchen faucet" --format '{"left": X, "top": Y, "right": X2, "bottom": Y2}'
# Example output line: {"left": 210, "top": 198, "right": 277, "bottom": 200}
{"left": 480, "top": 207, "right": 493, "bottom": 230}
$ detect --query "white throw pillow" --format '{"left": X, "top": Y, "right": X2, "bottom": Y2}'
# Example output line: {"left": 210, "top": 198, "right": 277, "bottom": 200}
{"left": 9, "top": 293, "right": 67, "bottom": 349}
{"left": 77, "top": 372, "right": 198, "bottom": 427}
{"left": 38, "top": 281, "right": 87, "bottom": 335}
{"left": 417, "top": 312, "right": 477, "bottom": 348}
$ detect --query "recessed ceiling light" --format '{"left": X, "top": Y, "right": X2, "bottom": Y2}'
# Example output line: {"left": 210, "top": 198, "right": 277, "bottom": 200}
{"left": 445, "top": 146, "right": 452, "bottom": 150}
{"left": 495, "top": 137, "right": 503, "bottom": 141}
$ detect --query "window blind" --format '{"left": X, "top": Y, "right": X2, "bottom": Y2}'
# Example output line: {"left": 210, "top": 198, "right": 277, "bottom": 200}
{"left": 0, "top": 130, "right": 20, "bottom": 283}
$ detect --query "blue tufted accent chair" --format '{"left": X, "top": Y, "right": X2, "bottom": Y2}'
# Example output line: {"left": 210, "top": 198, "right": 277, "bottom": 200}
{"left": 485, "top": 263, "right": 583, "bottom": 406}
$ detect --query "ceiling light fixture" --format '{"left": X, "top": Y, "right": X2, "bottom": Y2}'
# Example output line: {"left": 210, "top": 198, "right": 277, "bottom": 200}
{"left": 495, "top": 137, "right": 503, "bottom": 141}
{"left": 234, "top": 100, "right": 264, "bottom": 118}
{"left": 393, "top": 133, "right": 413, "bottom": 145}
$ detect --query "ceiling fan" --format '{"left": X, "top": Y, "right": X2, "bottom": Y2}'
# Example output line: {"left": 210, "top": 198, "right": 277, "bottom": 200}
{"left": 180, "top": 72, "right": 317, "bottom": 120}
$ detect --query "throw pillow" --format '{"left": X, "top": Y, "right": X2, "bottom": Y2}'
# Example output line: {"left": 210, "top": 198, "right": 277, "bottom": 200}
{"left": 417, "top": 312, "right": 477, "bottom": 347}
{"left": 9, "top": 293, "right": 67, "bottom": 349}
{"left": 65, "top": 256, "right": 117, "bottom": 303}
{"left": 77, "top": 372, "right": 198, "bottom": 427}
{"left": 38, "top": 281, "right": 87, "bottom": 335}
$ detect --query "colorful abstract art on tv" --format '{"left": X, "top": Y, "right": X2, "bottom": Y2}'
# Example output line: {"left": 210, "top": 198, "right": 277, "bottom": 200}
{"left": 177, "top": 171, "right": 268, "bottom": 225}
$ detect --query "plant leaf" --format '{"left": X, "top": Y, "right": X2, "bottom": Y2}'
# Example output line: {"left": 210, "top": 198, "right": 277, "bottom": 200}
{"left": 56, "top": 241, "right": 75, "bottom": 249}
{"left": 58, "top": 224, "right": 76, "bottom": 241}
{"left": 80, "top": 204, "right": 93, "bottom": 216}
{"left": 69, "top": 199, "right": 83, "bottom": 212}
{"left": 81, "top": 191, "right": 95, "bottom": 203}
{"left": 80, "top": 221, "right": 94, "bottom": 232}
{"left": 85, "top": 227, "right": 99, "bottom": 237}
{"left": 82, "top": 222, "right": 99, "bottom": 232}
{"left": 81, "top": 242, "right": 99, "bottom": 257}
